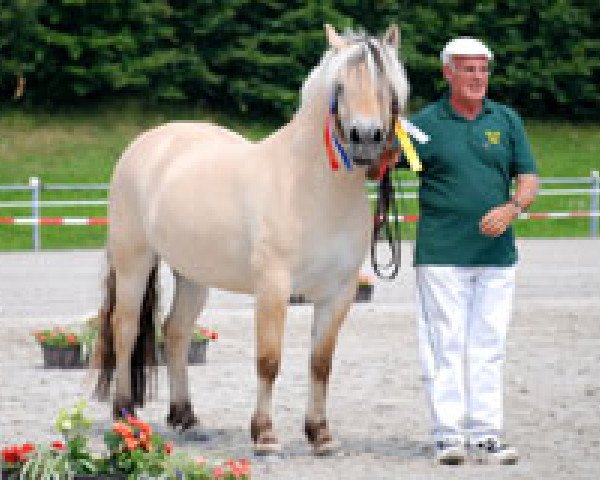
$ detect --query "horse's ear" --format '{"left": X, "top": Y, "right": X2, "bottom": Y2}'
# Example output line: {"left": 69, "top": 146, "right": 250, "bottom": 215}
{"left": 325, "top": 24, "right": 346, "bottom": 50}
{"left": 383, "top": 24, "right": 400, "bottom": 50}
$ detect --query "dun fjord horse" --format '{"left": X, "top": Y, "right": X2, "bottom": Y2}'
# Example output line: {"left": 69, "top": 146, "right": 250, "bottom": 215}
{"left": 93, "top": 24, "right": 409, "bottom": 455}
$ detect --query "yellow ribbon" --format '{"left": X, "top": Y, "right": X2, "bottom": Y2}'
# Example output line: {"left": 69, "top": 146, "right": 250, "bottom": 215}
{"left": 395, "top": 122, "right": 422, "bottom": 172}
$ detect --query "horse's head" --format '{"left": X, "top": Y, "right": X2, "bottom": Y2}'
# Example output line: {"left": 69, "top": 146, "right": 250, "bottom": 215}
{"left": 323, "top": 24, "right": 409, "bottom": 173}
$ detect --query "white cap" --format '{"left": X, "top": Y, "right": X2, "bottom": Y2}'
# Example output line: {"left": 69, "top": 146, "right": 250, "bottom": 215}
{"left": 440, "top": 37, "right": 493, "bottom": 65}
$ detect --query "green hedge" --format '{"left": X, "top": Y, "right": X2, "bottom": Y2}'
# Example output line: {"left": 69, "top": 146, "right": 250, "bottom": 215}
{"left": 1, "top": 0, "right": 598, "bottom": 120}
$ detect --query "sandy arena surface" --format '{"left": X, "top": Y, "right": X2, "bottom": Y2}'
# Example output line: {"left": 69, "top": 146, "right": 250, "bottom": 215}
{"left": 0, "top": 239, "right": 599, "bottom": 479}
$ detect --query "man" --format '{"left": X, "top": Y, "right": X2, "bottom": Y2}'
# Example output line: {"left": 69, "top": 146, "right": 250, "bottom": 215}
{"left": 408, "top": 38, "right": 539, "bottom": 465}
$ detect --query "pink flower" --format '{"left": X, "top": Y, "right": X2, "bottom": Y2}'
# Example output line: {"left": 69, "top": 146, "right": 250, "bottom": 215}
{"left": 212, "top": 466, "right": 225, "bottom": 479}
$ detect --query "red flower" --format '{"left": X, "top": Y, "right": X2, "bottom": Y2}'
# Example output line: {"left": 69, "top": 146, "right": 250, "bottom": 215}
{"left": 51, "top": 441, "right": 65, "bottom": 450}
{"left": 226, "top": 459, "right": 250, "bottom": 478}
{"left": 67, "top": 335, "right": 76, "bottom": 344}
{"left": 124, "top": 436, "right": 139, "bottom": 451}
{"left": 164, "top": 441, "right": 173, "bottom": 456}
{"left": 2, "top": 446, "right": 19, "bottom": 463}
{"left": 126, "top": 415, "right": 152, "bottom": 435}
{"left": 20, "top": 443, "right": 35, "bottom": 455}
{"left": 39, "top": 335, "right": 46, "bottom": 342}
{"left": 238, "top": 458, "right": 250, "bottom": 475}
{"left": 1, "top": 444, "right": 35, "bottom": 464}
{"left": 212, "top": 466, "right": 225, "bottom": 479}
{"left": 113, "top": 421, "right": 134, "bottom": 439}
{"left": 210, "top": 332, "right": 218, "bottom": 341}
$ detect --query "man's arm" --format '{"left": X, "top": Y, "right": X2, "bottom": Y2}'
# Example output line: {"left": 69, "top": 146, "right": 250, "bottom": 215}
{"left": 479, "top": 173, "right": 539, "bottom": 237}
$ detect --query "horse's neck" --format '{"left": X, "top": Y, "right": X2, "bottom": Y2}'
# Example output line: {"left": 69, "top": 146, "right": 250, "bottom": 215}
{"left": 264, "top": 92, "right": 367, "bottom": 203}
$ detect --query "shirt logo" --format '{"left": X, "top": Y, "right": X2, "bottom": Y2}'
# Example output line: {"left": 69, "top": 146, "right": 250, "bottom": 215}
{"left": 485, "top": 130, "right": 501, "bottom": 145}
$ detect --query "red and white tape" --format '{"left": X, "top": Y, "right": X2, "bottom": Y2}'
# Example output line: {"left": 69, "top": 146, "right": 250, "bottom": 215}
{"left": 378, "top": 211, "right": 600, "bottom": 223}
{"left": 0, "top": 212, "right": 599, "bottom": 226}
{"left": 0, "top": 217, "right": 108, "bottom": 225}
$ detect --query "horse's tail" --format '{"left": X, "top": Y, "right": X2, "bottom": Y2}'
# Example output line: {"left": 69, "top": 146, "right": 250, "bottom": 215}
{"left": 93, "top": 251, "right": 159, "bottom": 408}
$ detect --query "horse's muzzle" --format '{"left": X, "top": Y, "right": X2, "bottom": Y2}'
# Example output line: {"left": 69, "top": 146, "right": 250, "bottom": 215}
{"left": 340, "top": 118, "right": 387, "bottom": 167}
{"left": 347, "top": 142, "right": 386, "bottom": 167}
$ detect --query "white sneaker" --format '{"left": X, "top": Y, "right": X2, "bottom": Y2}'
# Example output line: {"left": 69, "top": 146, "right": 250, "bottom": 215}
{"left": 471, "top": 438, "right": 519, "bottom": 465}
{"left": 434, "top": 440, "right": 466, "bottom": 465}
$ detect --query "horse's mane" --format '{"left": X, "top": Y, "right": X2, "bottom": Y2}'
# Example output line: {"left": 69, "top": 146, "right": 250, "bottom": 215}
{"left": 300, "top": 29, "right": 409, "bottom": 113}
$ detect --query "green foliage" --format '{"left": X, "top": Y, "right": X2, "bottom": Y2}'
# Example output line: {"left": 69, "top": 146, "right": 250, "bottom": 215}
{"left": 2, "top": 1, "right": 597, "bottom": 119}
{"left": 397, "top": 0, "right": 600, "bottom": 119}
{"left": 21, "top": 400, "right": 97, "bottom": 478}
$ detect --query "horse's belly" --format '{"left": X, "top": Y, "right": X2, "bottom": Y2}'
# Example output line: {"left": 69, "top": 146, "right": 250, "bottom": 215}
{"left": 152, "top": 230, "right": 254, "bottom": 293}
{"left": 291, "top": 233, "right": 367, "bottom": 299}
{"left": 145, "top": 178, "right": 254, "bottom": 293}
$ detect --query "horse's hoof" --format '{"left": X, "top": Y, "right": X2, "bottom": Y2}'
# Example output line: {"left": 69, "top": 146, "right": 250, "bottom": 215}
{"left": 313, "top": 439, "right": 340, "bottom": 457}
{"left": 253, "top": 438, "right": 282, "bottom": 456}
{"left": 113, "top": 398, "right": 135, "bottom": 419}
{"left": 167, "top": 401, "right": 197, "bottom": 431}
{"left": 305, "top": 419, "right": 337, "bottom": 456}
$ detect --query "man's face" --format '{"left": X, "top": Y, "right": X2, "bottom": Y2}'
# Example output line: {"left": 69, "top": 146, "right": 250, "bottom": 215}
{"left": 443, "top": 55, "right": 490, "bottom": 102}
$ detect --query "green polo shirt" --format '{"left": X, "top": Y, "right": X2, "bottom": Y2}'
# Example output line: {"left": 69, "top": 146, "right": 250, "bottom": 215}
{"left": 410, "top": 94, "right": 537, "bottom": 266}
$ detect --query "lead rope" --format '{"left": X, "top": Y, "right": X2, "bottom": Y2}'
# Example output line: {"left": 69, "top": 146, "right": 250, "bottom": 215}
{"left": 371, "top": 168, "right": 402, "bottom": 279}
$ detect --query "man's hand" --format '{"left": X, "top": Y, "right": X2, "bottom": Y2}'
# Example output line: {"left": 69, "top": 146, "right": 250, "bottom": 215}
{"left": 479, "top": 203, "right": 519, "bottom": 237}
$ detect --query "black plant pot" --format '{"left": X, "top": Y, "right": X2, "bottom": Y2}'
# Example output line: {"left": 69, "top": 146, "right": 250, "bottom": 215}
{"left": 289, "top": 294, "right": 308, "bottom": 304}
{"left": 355, "top": 283, "right": 374, "bottom": 302}
{"left": 41, "top": 344, "right": 86, "bottom": 369}
{"left": 73, "top": 474, "right": 127, "bottom": 480}
{"left": 157, "top": 340, "right": 208, "bottom": 365}
{"left": 1, "top": 468, "right": 20, "bottom": 480}
{"left": 73, "top": 475, "right": 127, "bottom": 480}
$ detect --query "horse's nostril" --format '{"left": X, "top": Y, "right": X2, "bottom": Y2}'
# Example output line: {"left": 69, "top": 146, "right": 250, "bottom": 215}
{"left": 350, "top": 127, "right": 360, "bottom": 143}
{"left": 373, "top": 128, "right": 383, "bottom": 143}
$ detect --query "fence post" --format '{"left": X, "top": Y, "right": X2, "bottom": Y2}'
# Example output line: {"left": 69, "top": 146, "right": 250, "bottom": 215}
{"left": 591, "top": 170, "right": 599, "bottom": 239}
{"left": 29, "top": 176, "right": 41, "bottom": 251}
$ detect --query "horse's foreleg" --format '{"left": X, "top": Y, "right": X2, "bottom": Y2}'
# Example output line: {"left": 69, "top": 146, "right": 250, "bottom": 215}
{"left": 251, "top": 271, "right": 289, "bottom": 455}
{"left": 307, "top": 279, "right": 356, "bottom": 455}
{"left": 164, "top": 273, "right": 208, "bottom": 431}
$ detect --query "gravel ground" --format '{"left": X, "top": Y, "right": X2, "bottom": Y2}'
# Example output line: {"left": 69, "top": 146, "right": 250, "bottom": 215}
{"left": 1, "top": 239, "right": 599, "bottom": 479}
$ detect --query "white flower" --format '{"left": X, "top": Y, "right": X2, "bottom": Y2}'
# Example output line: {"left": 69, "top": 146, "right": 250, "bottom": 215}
{"left": 59, "top": 419, "right": 72, "bottom": 431}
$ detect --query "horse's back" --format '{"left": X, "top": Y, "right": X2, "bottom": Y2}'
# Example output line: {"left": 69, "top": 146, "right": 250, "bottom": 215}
{"left": 108, "top": 121, "right": 261, "bottom": 290}
{"left": 111, "top": 121, "right": 248, "bottom": 195}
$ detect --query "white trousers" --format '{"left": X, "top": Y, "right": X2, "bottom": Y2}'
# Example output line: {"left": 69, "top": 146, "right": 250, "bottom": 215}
{"left": 416, "top": 265, "right": 516, "bottom": 443}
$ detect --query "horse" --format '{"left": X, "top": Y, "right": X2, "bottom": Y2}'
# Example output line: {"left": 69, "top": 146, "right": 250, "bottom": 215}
{"left": 92, "top": 23, "right": 409, "bottom": 455}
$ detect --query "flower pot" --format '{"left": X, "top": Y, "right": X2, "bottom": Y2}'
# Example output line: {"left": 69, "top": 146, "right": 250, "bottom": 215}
{"left": 289, "top": 294, "right": 308, "bottom": 304}
{"left": 73, "top": 475, "right": 126, "bottom": 480}
{"left": 355, "top": 283, "right": 374, "bottom": 302}
{"left": 187, "top": 339, "right": 208, "bottom": 364}
{"left": 41, "top": 344, "right": 86, "bottom": 369}
{"left": 157, "top": 340, "right": 208, "bottom": 365}
{"left": 1, "top": 468, "right": 20, "bottom": 480}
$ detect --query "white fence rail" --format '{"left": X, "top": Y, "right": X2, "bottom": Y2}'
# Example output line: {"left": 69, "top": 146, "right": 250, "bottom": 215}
{"left": 1, "top": 171, "right": 599, "bottom": 250}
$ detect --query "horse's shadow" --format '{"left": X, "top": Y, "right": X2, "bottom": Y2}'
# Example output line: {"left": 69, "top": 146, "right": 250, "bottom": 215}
{"left": 90, "top": 422, "right": 430, "bottom": 461}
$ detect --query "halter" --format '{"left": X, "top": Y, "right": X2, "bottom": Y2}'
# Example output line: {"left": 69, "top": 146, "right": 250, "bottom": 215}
{"left": 323, "top": 37, "right": 417, "bottom": 179}
{"left": 321, "top": 38, "right": 426, "bottom": 279}
{"left": 323, "top": 85, "right": 402, "bottom": 180}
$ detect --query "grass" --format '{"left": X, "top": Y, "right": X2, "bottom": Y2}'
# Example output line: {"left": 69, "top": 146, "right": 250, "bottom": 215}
{"left": 0, "top": 104, "right": 599, "bottom": 250}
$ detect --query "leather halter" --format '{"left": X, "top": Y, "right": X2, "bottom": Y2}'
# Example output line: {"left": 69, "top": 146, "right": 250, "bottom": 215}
{"left": 325, "top": 38, "right": 401, "bottom": 180}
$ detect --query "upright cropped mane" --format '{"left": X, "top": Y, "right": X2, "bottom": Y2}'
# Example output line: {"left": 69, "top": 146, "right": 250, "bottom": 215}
{"left": 300, "top": 29, "right": 410, "bottom": 113}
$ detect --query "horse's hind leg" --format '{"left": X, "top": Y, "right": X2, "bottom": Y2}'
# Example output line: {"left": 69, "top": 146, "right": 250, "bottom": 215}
{"left": 251, "top": 269, "right": 290, "bottom": 455}
{"left": 164, "top": 272, "right": 208, "bottom": 431}
{"left": 306, "top": 279, "right": 356, "bottom": 455}
{"left": 111, "top": 250, "right": 158, "bottom": 418}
